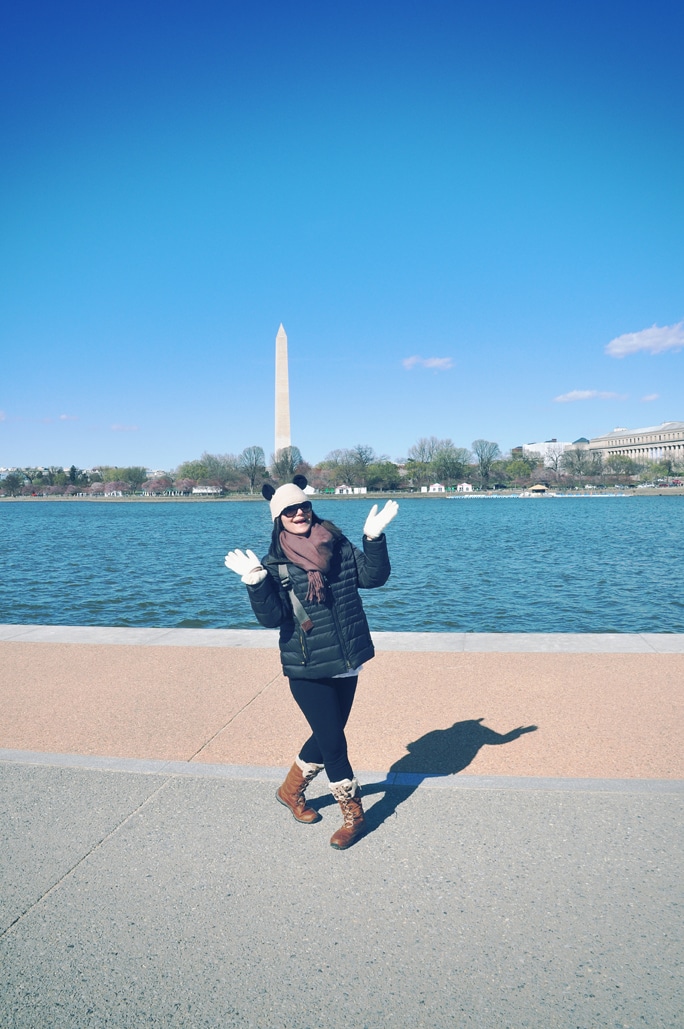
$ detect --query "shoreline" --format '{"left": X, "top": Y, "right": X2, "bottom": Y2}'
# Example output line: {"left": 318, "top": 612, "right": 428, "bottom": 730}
{"left": 1, "top": 488, "right": 683, "bottom": 503}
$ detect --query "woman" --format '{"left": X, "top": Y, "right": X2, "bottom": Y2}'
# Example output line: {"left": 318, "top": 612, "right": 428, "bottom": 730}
{"left": 225, "top": 476, "right": 398, "bottom": 850}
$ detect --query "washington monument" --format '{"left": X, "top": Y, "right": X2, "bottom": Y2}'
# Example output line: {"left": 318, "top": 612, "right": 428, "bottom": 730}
{"left": 274, "top": 323, "right": 291, "bottom": 454}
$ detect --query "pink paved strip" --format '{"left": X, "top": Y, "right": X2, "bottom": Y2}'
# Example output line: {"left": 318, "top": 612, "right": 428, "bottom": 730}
{"left": 1, "top": 640, "right": 681, "bottom": 780}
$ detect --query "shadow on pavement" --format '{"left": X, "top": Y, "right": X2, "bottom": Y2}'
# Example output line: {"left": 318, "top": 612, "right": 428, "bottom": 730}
{"left": 315, "top": 719, "right": 538, "bottom": 835}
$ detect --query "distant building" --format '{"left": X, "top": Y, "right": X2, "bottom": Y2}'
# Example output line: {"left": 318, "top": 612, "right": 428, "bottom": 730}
{"left": 588, "top": 421, "right": 684, "bottom": 462}
{"left": 421, "top": 483, "right": 446, "bottom": 493}
{"left": 334, "top": 485, "right": 367, "bottom": 494}
{"left": 456, "top": 482, "right": 473, "bottom": 492}
{"left": 522, "top": 439, "right": 574, "bottom": 466}
{"left": 192, "top": 486, "right": 222, "bottom": 495}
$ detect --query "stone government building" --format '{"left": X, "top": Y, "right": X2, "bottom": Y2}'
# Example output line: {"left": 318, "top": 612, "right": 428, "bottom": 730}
{"left": 588, "top": 421, "right": 684, "bottom": 462}
{"left": 518, "top": 421, "right": 684, "bottom": 468}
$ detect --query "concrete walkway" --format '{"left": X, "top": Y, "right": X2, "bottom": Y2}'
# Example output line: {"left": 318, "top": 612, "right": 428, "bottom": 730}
{"left": 1, "top": 626, "right": 682, "bottom": 1028}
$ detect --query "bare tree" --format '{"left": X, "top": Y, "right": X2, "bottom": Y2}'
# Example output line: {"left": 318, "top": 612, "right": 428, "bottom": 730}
{"left": 590, "top": 452, "right": 604, "bottom": 478}
{"left": 332, "top": 449, "right": 362, "bottom": 486}
{"left": 562, "top": 447, "right": 592, "bottom": 480}
{"left": 238, "top": 446, "right": 266, "bottom": 493}
{"left": 350, "top": 444, "right": 377, "bottom": 485}
{"left": 271, "top": 446, "right": 304, "bottom": 482}
{"left": 201, "top": 452, "right": 240, "bottom": 485}
{"left": 471, "top": 439, "right": 501, "bottom": 487}
{"left": 407, "top": 437, "right": 441, "bottom": 464}
{"left": 544, "top": 444, "right": 566, "bottom": 479}
{"left": 319, "top": 450, "right": 346, "bottom": 488}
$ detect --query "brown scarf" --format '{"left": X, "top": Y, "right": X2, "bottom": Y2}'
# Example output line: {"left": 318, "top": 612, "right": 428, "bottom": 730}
{"left": 279, "top": 522, "right": 334, "bottom": 603}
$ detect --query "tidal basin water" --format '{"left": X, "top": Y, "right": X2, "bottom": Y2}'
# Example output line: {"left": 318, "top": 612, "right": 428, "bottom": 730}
{"left": 1, "top": 496, "right": 682, "bottom": 633}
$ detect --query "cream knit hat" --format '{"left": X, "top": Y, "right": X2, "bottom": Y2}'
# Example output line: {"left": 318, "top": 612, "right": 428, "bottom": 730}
{"left": 262, "top": 477, "right": 310, "bottom": 520}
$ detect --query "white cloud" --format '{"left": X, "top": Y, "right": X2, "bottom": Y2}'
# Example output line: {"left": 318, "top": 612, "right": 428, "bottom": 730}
{"left": 111, "top": 424, "right": 139, "bottom": 432}
{"left": 0, "top": 411, "right": 5, "bottom": 422}
{"left": 605, "top": 321, "right": 684, "bottom": 358}
{"left": 554, "top": 390, "right": 628, "bottom": 403}
{"left": 402, "top": 355, "right": 453, "bottom": 371}
{"left": 59, "top": 414, "right": 78, "bottom": 421}
{"left": 641, "top": 393, "right": 660, "bottom": 402}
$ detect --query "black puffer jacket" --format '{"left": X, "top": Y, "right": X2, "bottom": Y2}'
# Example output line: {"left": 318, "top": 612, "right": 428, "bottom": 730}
{"left": 246, "top": 530, "right": 391, "bottom": 679}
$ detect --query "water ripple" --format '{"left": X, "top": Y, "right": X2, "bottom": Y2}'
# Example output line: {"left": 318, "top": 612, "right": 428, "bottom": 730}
{"left": 0, "top": 497, "right": 682, "bottom": 633}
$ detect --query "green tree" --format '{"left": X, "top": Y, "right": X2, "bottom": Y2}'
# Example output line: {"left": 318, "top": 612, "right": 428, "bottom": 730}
{"left": 403, "top": 459, "right": 431, "bottom": 488}
{"left": 45, "top": 466, "right": 63, "bottom": 485}
{"left": 648, "top": 460, "right": 673, "bottom": 481}
{"left": 605, "top": 454, "right": 639, "bottom": 477}
{"left": 95, "top": 466, "right": 146, "bottom": 490}
{"left": 489, "top": 459, "right": 513, "bottom": 485}
{"left": 1, "top": 472, "right": 24, "bottom": 496}
{"left": 124, "top": 466, "right": 148, "bottom": 490}
{"left": 365, "top": 461, "right": 402, "bottom": 491}
{"left": 430, "top": 442, "right": 471, "bottom": 485}
{"left": 505, "top": 458, "right": 536, "bottom": 483}
{"left": 175, "top": 459, "right": 210, "bottom": 481}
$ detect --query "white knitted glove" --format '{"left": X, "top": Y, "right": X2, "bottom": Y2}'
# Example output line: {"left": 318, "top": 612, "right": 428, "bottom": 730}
{"left": 363, "top": 500, "right": 399, "bottom": 539}
{"left": 224, "top": 548, "right": 268, "bottom": 585}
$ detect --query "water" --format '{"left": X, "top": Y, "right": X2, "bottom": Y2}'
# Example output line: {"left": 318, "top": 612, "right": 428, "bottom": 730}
{"left": 0, "top": 497, "right": 682, "bottom": 633}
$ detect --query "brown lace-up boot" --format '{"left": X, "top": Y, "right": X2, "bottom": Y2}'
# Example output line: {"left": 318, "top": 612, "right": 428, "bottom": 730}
{"left": 329, "top": 778, "right": 366, "bottom": 850}
{"left": 276, "top": 758, "right": 323, "bottom": 823}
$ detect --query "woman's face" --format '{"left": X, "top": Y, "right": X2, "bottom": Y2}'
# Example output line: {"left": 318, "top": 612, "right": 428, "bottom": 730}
{"left": 280, "top": 501, "right": 313, "bottom": 536}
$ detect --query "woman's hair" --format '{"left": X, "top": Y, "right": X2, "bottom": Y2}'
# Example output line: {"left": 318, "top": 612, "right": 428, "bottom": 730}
{"left": 269, "top": 512, "right": 343, "bottom": 558}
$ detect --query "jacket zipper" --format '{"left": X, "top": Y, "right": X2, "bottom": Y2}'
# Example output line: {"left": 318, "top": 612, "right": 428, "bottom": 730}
{"left": 329, "top": 581, "right": 354, "bottom": 670}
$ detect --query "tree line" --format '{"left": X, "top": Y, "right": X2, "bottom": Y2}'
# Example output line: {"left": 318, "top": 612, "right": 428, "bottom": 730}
{"left": 2, "top": 436, "right": 681, "bottom": 497}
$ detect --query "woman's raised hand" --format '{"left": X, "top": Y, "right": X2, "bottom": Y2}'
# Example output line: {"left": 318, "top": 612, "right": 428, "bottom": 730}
{"left": 224, "top": 548, "right": 267, "bottom": 584}
{"left": 363, "top": 500, "right": 399, "bottom": 539}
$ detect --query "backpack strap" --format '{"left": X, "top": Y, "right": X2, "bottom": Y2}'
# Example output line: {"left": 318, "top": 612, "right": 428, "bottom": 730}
{"left": 278, "top": 564, "right": 314, "bottom": 633}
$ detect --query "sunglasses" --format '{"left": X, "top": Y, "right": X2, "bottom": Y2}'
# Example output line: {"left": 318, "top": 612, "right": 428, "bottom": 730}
{"left": 281, "top": 501, "right": 312, "bottom": 518}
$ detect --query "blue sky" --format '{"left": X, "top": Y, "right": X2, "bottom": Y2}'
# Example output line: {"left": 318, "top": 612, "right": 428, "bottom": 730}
{"left": 2, "top": 0, "right": 682, "bottom": 471}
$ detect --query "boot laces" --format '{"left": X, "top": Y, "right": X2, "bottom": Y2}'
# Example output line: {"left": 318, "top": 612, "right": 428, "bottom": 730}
{"left": 341, "top": 797, "right": 362, "bottom": 829}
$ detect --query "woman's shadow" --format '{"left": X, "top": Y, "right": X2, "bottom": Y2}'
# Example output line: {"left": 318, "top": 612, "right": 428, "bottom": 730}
{"left": 329, "top": 719, "right": 537, "bottom": 835}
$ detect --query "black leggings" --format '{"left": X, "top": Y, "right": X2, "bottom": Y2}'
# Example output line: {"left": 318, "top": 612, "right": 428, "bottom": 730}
{"left": 288, "top": 675, "right": 358, "bottom": 783}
